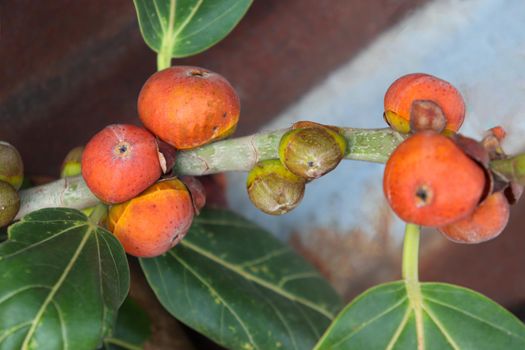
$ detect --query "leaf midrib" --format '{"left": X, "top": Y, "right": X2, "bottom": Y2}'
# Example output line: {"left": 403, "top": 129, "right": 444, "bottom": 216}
{"left": 161, "top": 0, "right": 204, "bottom": 56}
{"left": 179, "top": 239, "right": 334, "bottom": 319}
{"left": 20, "top": 223, "right": 93, "bottom": 349}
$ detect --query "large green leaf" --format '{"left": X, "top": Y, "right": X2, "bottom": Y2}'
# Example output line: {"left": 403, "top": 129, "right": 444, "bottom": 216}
{"left": 0, "top": 208, "right": 130, "bottom": 350}
{"left": 133, "top": 0, "right": 253, "bottom": 58}
{"left": 314, "top": 281, "right": 525, "bottom": 350}
{"left": 140, "top": 208, "right": 342, "bottom": 350}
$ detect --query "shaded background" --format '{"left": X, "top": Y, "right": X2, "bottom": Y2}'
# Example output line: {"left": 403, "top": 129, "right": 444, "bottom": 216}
{"left": 2, "top": 0, "right": 525, "bottom": 348}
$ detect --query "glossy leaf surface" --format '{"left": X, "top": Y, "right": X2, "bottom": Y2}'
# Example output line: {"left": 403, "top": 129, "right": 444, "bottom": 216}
{"left": 141, "top": 208, "right": 341, "bottom": 350}
{"left": 133, "top": 0, "right": 253, "bottom": 58}
{"left": 0, "top": 208, "right": 129, "bottom": 350}
{"left": 315, "top": 281, "right": 525, "bottom": 350}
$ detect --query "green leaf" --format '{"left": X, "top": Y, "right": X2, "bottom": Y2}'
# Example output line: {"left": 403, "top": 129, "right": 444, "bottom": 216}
{"left": 140, "top": 208, "right": 342, "bottom": 350}
{"left": 104, "top": 297, "right": 151, "bottom": 350}
{"left": 133, "top": 0, "right": 253, "bottom": 60}
{"left": 315, "top": 281, "right": 525, "bottom": 350}
{"left": 0, "top": 208, "right": 130, "bottom": 350}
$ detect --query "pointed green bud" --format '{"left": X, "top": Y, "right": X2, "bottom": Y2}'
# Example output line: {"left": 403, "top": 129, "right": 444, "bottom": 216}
{"left": 60, "top": 146, "right": 84, "bottom": 178}
{"left": 246, "top": 159, "right": 305, "bottom": 215}
{"left": 279, "top": 126, "right": 347, "bottom": 180}
{"left": 0, "top": 181, "right": 20, "bottom": 227}
{"left": 0, "top": 142, "right": 23, "bottom": 190}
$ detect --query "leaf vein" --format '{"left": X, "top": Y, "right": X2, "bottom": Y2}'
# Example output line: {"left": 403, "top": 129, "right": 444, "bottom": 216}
{"left": 421, "top": 305, "right": 460, "bottom": 350}
{"left": 385, "top": 306, "right": 411, "bottom": 350}
{"left": 180, "top": 239, "right": 334, "bottom": 319}
{"left": 424, "top": 296, "right": 525, "bottom": 341}
{"left": 171, "top": 252, "right": 258, "bottom": 349}
{"left": 2, "top": 224, "right": 86, "bottom": 261}
{"left": 331, "top": 296, "right": 408, "bottom": 348}
{"left": 177, "top": 1, "right": 244, "bottom": 43}
{"left": 20, "top": 226, "right": 93, "bottom": 349}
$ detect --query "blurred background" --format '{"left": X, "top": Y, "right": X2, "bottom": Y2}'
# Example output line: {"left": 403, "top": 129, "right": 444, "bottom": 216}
{"left": 2, "top": 0, "right": 525, "bottom": 347}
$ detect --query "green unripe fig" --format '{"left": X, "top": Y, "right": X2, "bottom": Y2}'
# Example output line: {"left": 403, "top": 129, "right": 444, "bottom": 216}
{"left": 279, "top": 126, "right": 347, "bottom": 180}
{"left": 0, "top": 181, "right": 20, "bottom": 227}
{"left": 59, "top": 146, "right": 97, "bottom": 217}
{"left": 0, "top": 141, "right": 24, "bottom": 190}
{"left": 246, "top": 159, "right": 306, "bottom": 215}
{"left": 60, "top": 146, "right": 84, "bottom": 178}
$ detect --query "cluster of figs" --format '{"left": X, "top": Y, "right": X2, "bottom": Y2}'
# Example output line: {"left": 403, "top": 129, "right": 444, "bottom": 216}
{"left": 258, "top": 72, "right": 522, "bottom": 244}
{"left": 1, "top": 69, "right": 521, "bottom": 258}
{"left": 79, "top": 66, "right": 239, "bottom": 257}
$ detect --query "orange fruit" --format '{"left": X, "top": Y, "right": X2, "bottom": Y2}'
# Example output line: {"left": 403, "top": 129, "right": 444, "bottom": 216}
{"left": 82, "top": 124, "right": 161, "bottom": 204}
{"left": 108, "top": 179, "right": 194, "bottom": 257}
{"left": 138, "top": 66, "right": 240, "bottom": 150}
{"left": 383, "top": 131, "right": 485, "bottom": 226}
{"left": 384, "top": 73, "right": 465, "bottom": 133}
{"left": 439, "top": 192, "right": 509, "bottom": 243}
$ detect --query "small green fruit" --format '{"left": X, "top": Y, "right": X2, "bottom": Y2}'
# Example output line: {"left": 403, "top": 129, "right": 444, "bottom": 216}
{"left": 246, "top": 159, "right": 305, "bottom": 215}
{"left": 279, "top": 126, "right": 347, "bottom": 180}
{"left": 0, "top": 181, "right": 20, "bottom": 227}
{"left": 60, "top": 146, "right": 84, "bottom": 178}
{"left": 0, "top": 142, "right": 24, "bottom": 190}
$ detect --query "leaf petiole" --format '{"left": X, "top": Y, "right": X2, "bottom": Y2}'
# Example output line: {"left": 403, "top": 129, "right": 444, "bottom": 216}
{"left": 402, "top": 223, "right": 420, "bottom": 282}
{"left": 89, "top": 203, "right": 107, "bottom": 226}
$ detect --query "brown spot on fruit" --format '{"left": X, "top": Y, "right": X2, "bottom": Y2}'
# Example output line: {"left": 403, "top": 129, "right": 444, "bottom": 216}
{"left": 384, "top": 73, "right": 465, "bottom": 133}
{"left": 383, "top": 131, "right": 485, "bottom": 227}
{"left": 138, "top": 66, "right": 240, "bottom": 150}
{"left": 409, "top": 100, "right": 447, "bottom": 133}
{"left": 81, "top": 124, "right": 161, "bottom": 204}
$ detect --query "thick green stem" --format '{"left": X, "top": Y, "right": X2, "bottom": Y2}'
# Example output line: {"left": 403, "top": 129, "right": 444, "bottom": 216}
{"left": 14, "top": 127, "right": 405, "bottom": 219}
{"left": 402, "top": 223, "right": 420, "bottom": 282}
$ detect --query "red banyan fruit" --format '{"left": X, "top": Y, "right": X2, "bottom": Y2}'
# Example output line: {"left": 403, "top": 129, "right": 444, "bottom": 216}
{"left": 439, "top": 191, "right": 510, "bottom": 243}
{"left": 383, "top": 131, "right": 486, "bottom": 227}
{"left": 82, "top": 124, "right": 161, "bottom": 204}
{"left": 384, "top": 73, "right": 465, "bottom": 133}
{"left": 138, "top": 66, "right": 240, "bottom": 150}
{"left": 108, "top": 178, "right": 194, "bottom": 257}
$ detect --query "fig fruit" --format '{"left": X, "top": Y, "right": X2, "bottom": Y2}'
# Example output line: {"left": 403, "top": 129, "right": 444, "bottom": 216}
{"left": 383, "top": 131, "right": 485, "bottom": 227}
{"left": 384, "top": 73, "right": 465, "bottom": 133}
{"left": 108, "top": 178, "right": 194, "bottom": 257}
{"left": 247, "top": 159, "right": 306, "bottom": 215}
{"left": 279, "top": 126, "right": 346, "bottom": 180}
{"left": 138, "top": 66, "right": 240, "bottom": 150}
{"left": 82, "top": 124, "right": 161, "bottom": 204}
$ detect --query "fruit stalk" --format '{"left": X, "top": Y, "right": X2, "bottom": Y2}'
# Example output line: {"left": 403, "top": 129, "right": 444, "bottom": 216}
{"left": 15, "top": 127, "right": 404, "bottom": 219}
{"left": 402, "top": 223, "right": 421, "bottom": 282}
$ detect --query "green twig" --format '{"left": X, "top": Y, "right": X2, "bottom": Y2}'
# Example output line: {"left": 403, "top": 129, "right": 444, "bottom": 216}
{"left": 15, "top": 127, "right": 405, "bottom": 219}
